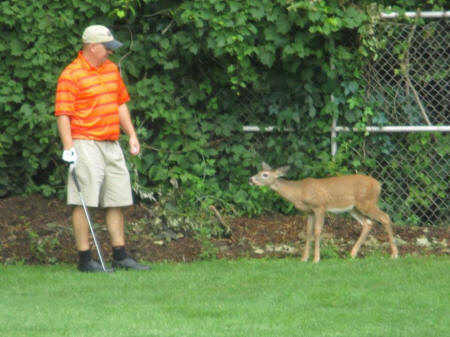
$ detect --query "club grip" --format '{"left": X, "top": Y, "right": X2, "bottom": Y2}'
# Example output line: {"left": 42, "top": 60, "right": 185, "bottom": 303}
{"left": 71, "top": 166, "right": 82, "bottom": 192}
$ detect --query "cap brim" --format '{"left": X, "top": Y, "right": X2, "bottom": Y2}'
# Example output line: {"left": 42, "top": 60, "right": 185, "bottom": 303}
{"left": 103, "top": 40, "right": 123, "bottom": 50}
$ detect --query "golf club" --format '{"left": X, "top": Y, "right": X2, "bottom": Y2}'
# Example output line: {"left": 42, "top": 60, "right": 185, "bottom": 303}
{"left": 70, "top": 164, "right": 111, "bottom": 272}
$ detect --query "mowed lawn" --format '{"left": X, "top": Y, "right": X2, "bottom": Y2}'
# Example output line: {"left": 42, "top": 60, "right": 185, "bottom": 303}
{"left": 1, "top": 257, "right": 449, "bottom": 337}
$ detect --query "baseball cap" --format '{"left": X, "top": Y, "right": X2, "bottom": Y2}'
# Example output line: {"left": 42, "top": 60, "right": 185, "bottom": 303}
{"left": 82, "top": 25, "right": 123, "bottom": 50}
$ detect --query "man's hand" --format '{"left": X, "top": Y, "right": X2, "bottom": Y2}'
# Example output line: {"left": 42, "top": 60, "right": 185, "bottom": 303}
{"left": 118, "top": 103, "right": 140, "bottom": 156}
{"left": 62, "top": 147, "right": 77, "bottom": 165}
{"left": 129, "top": 136, "right": 140, "bottom": 156}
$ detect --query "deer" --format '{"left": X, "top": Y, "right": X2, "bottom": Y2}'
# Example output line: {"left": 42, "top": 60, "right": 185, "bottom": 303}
{"left": 250, "top": 162, "right": 398, "bottom": 263}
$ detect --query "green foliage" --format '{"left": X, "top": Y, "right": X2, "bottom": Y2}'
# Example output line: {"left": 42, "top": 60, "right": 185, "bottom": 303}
{"left": 0, "top": 0, "right": 116, "bottom": 197}
{"left": 194, "top": 226, "right": 219, "bottom": 261}
{"left": 119, "top": 0, "right": 373, "bottom": 218}
{"left": 0, "top": 0, "right": 446, "bottom": 228}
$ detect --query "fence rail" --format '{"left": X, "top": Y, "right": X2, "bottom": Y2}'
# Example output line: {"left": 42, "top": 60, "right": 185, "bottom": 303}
{"left": 380, "top": 11, "right": 450, "bottom": 19}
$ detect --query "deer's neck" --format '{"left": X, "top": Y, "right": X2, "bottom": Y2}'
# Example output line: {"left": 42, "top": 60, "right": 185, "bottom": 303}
{"left": 272, "top": 178, "right": 301, "bottom": 204}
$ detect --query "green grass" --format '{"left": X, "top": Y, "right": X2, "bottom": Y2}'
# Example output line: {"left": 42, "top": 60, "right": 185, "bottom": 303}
{"left": 1, "top": 257, "right": 449, "bottom": 337}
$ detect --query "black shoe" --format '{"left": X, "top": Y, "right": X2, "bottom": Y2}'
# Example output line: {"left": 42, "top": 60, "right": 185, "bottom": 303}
{"left": 112, "top": 256, "right": 151, "bottom": 271}
{"left": 78, "top": 259, "right": 105, "bottom": 272}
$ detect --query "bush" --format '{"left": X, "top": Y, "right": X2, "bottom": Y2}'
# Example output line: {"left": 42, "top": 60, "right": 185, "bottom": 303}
{"left": 0, "top": 0, "right": 446, "bottom": 227}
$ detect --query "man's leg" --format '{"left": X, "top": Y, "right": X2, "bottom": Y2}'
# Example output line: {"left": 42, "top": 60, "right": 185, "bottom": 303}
{"left": 73, "top": 206, "right": 103, "bottom": 272}
{"left": 106, "top": 207, "right": 150, "bottom": 270}
{"left": 73, "top": 206, "right": 90, "bottom": 251}
{"left": 105, "top": 207, "right": 125, "bottom": 247}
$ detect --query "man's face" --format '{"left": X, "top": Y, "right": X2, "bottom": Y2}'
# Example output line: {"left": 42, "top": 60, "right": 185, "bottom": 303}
{"left": 92, "top": 43, "right": 113, "bottom": 65}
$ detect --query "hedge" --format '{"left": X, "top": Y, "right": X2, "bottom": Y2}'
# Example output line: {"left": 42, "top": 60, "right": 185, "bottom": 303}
{"left": 0, "top": 0, "right": 446, "bottom": 223}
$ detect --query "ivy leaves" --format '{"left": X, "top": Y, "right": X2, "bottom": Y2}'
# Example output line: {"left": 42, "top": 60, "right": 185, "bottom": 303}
{"left": 117, "top": 0, "right": 375, "bottom": 214}
{"left": 0, "top": 0, "right": 370, "bottom": 204}
{"left": 0, "top": 0, "right": 114, "bottom": 196}
{"left": 3, "top": 0, "right": 434, "bottom": 219}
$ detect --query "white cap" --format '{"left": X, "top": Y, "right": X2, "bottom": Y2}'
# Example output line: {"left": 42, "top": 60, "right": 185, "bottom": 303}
{"left": 82, "top": 25, "right": 122, "bottom": 50}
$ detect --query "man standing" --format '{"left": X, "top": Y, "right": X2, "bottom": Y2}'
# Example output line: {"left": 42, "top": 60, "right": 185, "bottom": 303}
{"left": 55, "top": 25, "right": 149, "bottom": 272}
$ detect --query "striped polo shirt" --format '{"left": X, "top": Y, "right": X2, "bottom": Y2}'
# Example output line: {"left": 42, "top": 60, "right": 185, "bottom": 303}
{"left": 55, "top": 51, "right": 130, "bottom": 141}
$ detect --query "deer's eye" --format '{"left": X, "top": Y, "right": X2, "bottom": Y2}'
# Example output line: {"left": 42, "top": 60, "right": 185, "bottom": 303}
{"left": 262, "top": 173, "right": 269, "bottom": 178}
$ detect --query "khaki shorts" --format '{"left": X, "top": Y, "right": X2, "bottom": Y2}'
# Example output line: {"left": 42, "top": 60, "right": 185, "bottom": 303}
{"left": 67, "top": 140, "right": 133, "bottom": 208}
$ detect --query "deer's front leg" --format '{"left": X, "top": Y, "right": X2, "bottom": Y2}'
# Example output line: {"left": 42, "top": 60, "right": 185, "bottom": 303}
{"left": 313, "top": 208, "right": 325, "bottom": 263}
{"left": 301, "top": 215, "right": 314, "bottom": 262}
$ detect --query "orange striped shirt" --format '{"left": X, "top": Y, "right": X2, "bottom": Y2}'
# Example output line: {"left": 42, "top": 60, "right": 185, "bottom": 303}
{"left": 55, "top": 51, "right": 130, "bottom": 141}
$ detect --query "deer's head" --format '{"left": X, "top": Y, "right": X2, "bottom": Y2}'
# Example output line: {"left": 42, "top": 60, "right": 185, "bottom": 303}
{"left": 250, "top": 162, "right": 290, "bottom": 186}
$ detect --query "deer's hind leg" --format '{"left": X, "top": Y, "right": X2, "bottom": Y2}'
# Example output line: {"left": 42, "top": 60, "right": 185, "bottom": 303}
{"left": 360, "top": 205, "right": 398, "bottom": 258}
{"left": 350, "top": 210, "right": 373, "bottom": 258}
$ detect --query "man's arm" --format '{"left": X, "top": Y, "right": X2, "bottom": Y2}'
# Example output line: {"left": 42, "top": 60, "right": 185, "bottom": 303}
{"left": 118, "top": 103, "right": 140, "bottom": 155}
{"left": 57, "top": 115, "right": 73, "bottom": 150}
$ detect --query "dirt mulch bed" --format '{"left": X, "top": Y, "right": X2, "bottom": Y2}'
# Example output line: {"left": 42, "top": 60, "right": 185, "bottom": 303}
{"left": 0, "top": 195, "right": 448, "bottom": 265}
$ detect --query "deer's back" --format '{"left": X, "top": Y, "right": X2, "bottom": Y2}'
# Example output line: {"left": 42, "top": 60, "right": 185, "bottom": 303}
{"left": 296, "top": 174, "right": 381, "bottom": 211}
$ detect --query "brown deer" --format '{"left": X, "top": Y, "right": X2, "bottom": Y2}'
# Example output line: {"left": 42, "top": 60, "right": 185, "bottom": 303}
{"left": 250, "top": 162, "right": 398, "bottom": 263}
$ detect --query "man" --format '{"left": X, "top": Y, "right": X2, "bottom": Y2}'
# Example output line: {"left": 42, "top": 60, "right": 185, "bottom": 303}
{"left": 55, "top": 25, "right": 150, "bottom": 272}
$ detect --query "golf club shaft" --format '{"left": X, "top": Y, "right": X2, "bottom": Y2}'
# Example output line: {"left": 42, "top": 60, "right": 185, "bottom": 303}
{"left": 70, "top": 165, "right": 108, "bottom": 272}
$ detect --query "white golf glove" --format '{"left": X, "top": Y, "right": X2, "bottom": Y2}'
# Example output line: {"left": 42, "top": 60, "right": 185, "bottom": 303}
{"left": 62, "top": 147, "right": 77, "bottom": 165}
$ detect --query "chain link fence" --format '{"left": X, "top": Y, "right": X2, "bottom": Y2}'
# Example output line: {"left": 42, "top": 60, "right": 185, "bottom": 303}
{"left": 334, "top": 131, "right": 449, "bottom": 226}
{"left": 365, "top": 14, "right": 449, "bottom": 125}
{"left": 334, "top": 12, "right": 449, "bottom": 226}
{"left": 242, "top": 12, "right": 449, "bottom": 226}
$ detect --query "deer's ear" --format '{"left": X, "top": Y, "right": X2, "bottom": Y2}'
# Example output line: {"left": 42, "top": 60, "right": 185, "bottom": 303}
{"left": 276, "top": 166, "right": 290, "bottom": 177}
{"left": 262, "top": 162, "right": 272, "bottom": 170}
